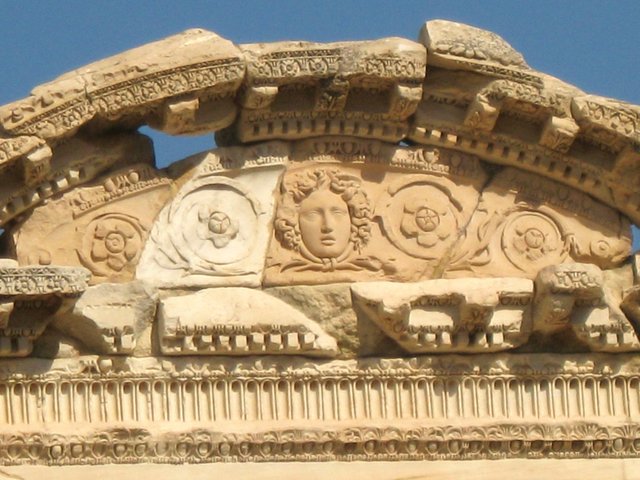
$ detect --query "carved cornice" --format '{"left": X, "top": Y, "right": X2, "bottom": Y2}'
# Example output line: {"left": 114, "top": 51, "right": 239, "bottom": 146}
{"left": 0, "top": 355, "right": 639, "bottom": 464}
{"left": 0, "top": 30, "right": 245, "bottom": 141}
{"left": 0, "top": 21, "right": 638, "bottom": 227}
{"left": 2, "top": 423, "right": 640, "bottom": 465}
{"left": 0, "top": 266, "right": 89, "bottom": 296}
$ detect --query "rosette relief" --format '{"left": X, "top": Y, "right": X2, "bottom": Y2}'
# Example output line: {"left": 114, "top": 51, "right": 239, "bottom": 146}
{"left": 137, "top": 158, "right": 284, "bottom": 287}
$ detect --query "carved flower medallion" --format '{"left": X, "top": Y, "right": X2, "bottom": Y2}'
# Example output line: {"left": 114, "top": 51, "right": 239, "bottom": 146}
{"left": 196, "top": 205, "right": 239, "bottom": 248}
{"left": 502, "top": 211, "right": 566, "bottom": 271}
{"left": 91, "top": 218, "right": 141, "bottom": 270}
{"left": 79, "top": 213, "right": 146, "bottom": 278}
{"left": 156, "top": 176, "right": 266, "bottom": 270}
{"left": 382, "top": 180, "right": 460, "bottom": 261}
{"left": 401, "top": 198, "right": 451, "bottom": 248}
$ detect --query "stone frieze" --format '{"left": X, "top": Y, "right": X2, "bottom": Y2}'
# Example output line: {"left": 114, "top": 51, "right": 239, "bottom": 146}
{"left": 1, "top": 17, "right": 640, "bottom": 472}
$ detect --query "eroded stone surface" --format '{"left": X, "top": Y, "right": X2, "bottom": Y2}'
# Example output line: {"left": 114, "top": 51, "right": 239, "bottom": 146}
{"left": 13, "top": 161, "right": 172, "bottom": 283}
{"left": 447, "top": 168, "right": 632, "bottom": 278}
{"left": 352, "top": 278, "right": 533, "bottom": 353}
{"left": 420, "top": 20, "right": 529, "bottom": 73}
{"left": 137, "top": 144, "right": 286, "bottom": 287}
{"left": 158, "top": 288, "right": 338, "bottom": 357}
{"left": 265, "top": 283, "right": 402, "bottom": 357}
{"left": 52, "top": 281, "right": 156, "bottom": 356}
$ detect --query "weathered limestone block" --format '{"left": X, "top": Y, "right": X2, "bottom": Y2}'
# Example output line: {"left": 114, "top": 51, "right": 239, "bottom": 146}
{"left": 413, "top": 70, "right": 578, "bottom": 155}
{"left": 463, "top": 93, "right": 502, "bottom": 132}
{"left": 572, "top": 95, "right": 640, "bottom": 148}
{"left": 407, "top": 22, "right": 640, "bottom": 226}
{"left": 148, "top": 96, "right": 238, "bottom": 135}
{"left": 158, "top": 288, "right": 338, "bottom": 357}
{"left": 0, "top": 265, "right": 90, "bottom": 357}
{"left": 0, "top": 29, "right": 245, "bottom": 141}
{"left": 51, "top": 281, "right": 156, "bottom": 355}
{"left": 0, "top": 131, "right": 154, "bottom": 227}
{"left": 0, "top": 135, "right": 46, "bottom": 174}
{"left": 415, "top": 24, "right": 581, "bottom": 159}
{"left": 448, "top": 168, "right": 631, "bottom": 278}
{"left": 13, "top": 160, "right": 172, "bottom": 283}
{"left": 0, "top": 76, "right": 90, "bottom": 140}
{"left": 265, "top": 283, "right": 403, "bottom": 358}
{"left": 265, "top": 138, "right": 487, "bottom": 285}
{"left": 351, "top": 278, "right": 533, "bottom": 353}
{"left": 419, "top": 20, "right": 532, "bottom": 80}
{"left": 571, "top": 95, "right": 640, "bottom": 221}
{"left": 0, "top": 259, "right": 22, "bottom": 330}
{"left": 265, "top": 283, "right": 359, "bottom": 357}
{"left": 0, "top": 265, "right": 90, "bottom": 296}
{"left": 539, "top": 115, "right": 581, "bottom": 153}
{"left": 0, "top": 298, "right": 61, "bottom": 357}
{"left": 534, "top": 263, "right": 603, "bottom": 333}
{"left": 21, "top": 143, "right": 54, "bottom": 187}
{"left": 137, "top": 143, "right": 287, "bottom": 287}
{"left": 533, "top": 263, "right": 639, "bottom": 351}
{"left": 224, "top": 38, "right": 426, "bottom": 144}
{"left": 0, "top": 137, "right": 56, "bottom": 224}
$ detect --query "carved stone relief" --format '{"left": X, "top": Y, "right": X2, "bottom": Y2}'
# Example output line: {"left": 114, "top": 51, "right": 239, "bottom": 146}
{"left": 158, "top": 288, "right": 337, "bottom": 357}
{"left": 0, "top": 132, "right": 155, "bottom": 228}
{"left": 226, "top": 38, "right": 426, "bottom": 144}
{"left": 0, "top": 265, "right": 90, "bottom": 357}
{"left": 533, "top": 263, "right": 639, "bottom": 352}
{"left": 1, "top": 17, "right": 640, "bottom": 473}
{"left": 352, "top": 278, "right": 534, "bottom": 353}
{"left": 447, "top": 168, "right": 632, "bottom": 278}
{"left": 13, "top": 162, "right": 173, "bottom": 283}
{"left": 51, "top": 281, "right": 156, "bottom": 356}
{"left": 378, "top": 174, "right": 479, "bottom": 265}
{"left": 0, "top": 29, "right": 245, "bottom": 141}
{"left": 265, "top": 139, "right": 488, "bottom": 285}
{"left": 351, "top": 263, "right": 638, "bottom": 355}
{"left": 137, "top": 144, "right": 286, "bottom": 287}
{"left": 271, "top": 168, "right": 380, "bottom": 275}
{"left": 420, "top": 20, "right": 531, "bottom": 79}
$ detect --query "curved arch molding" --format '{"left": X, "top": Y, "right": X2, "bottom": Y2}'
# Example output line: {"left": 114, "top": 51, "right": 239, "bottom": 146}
{"left": 0, "top": 20, "right": 639, "bottom": 227}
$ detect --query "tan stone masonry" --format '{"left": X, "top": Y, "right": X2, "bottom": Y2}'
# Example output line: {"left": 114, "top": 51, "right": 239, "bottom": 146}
{"left": 0, "top": 18, "right": 640, "bottom": 475}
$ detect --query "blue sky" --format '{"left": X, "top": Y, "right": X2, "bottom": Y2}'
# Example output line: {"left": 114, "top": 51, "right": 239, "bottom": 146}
{"left": 2, "top": 0, "right": 639, "bottom": 245}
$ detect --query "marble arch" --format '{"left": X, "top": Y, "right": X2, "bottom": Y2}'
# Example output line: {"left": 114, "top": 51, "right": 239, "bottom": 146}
{"left": 0, "top": 18, "right": 640, "bottom": 478}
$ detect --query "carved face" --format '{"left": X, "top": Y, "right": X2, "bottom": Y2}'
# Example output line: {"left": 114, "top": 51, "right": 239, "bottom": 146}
{"left": 298, "top": 190, "right": 351, "bottom": 258}
{"left": 274, "top": 169, "right": 373, "bottom": 262}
